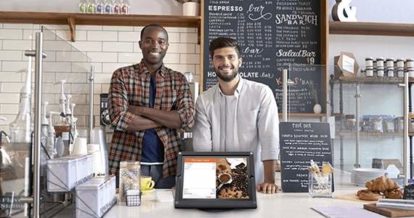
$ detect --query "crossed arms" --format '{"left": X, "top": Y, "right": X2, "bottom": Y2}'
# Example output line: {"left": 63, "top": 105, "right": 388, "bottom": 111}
{"left": 108, "top": 70, "right": 194, "bottom": 132}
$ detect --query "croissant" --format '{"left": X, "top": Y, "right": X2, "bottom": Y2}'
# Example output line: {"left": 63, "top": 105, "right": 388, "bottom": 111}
{"left": 365, "top": 176, "right": 398, "bottom": 193}
{"left": 384, "top": 188, "right": 403, "bottom": 199}
{"left": 357, "top": 189, "right": 382, "bottom": 201}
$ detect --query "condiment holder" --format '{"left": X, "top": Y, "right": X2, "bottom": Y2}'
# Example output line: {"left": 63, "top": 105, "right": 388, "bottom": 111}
{"left": 308, "top": 160, "right": 333, "bottom": 198}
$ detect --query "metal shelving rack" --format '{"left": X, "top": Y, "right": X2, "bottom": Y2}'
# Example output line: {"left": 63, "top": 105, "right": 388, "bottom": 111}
{"left": 330, "top": 20, "right": 414, "bottom": 185}
{"left": 330, "top": 75, "right": 406, "bottom": 171}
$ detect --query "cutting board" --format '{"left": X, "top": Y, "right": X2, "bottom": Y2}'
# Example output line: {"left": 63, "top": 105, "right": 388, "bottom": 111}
{"left": 364, "top": 203, "right": 414, "bottom": 217}
{"left": 335, "top": 193, "right": 378, "bottom": 203}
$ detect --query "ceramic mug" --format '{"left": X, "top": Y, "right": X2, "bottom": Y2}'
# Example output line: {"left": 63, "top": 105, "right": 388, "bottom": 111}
{"left": 140, "top": 176, "right": 155, "bottom": 191}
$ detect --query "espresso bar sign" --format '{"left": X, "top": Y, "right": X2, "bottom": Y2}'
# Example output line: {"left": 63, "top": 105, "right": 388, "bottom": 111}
{"left": 279, "top": 122, "right": 332, "bottom": 192}
{"left": 204, "top": 0, "right": 323, "bottom": 113}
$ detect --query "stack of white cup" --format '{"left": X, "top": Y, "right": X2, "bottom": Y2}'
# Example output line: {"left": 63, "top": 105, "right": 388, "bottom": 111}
{"left": 71, "top": 137, "right": 87, "bottom": 156}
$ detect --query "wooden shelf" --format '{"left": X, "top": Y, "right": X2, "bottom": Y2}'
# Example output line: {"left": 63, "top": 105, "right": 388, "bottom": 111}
{"left": 278, "top": 113, "right": 327, "bottom": 118}
{"left": 331, "top": 76, "right": 404, "bottom": 84}
{"left": 329, "top": 21, "right": 414, "bottom": 37}
{"left": 0, "top": 11, "right": 201, "bottom": 42}
{"left": 337, "top": 130, "right": 402, "bottom": 138}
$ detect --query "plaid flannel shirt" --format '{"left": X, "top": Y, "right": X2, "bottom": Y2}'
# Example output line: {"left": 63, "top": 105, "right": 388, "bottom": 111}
{"left": 108, "top": 61, "right": 194, "bottom": 178}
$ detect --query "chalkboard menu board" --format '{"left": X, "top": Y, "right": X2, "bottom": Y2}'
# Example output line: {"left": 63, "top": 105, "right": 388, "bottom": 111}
{"left": 204, "top": 0, "right": 325, "bottom": 113}
{"left": 279, "top": 122, "right": 332, "bottom": 192}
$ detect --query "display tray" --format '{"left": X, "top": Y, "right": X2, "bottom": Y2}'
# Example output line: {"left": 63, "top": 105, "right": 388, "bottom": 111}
{"left": 364, "top": 203, "right": 414, "bottom": 217}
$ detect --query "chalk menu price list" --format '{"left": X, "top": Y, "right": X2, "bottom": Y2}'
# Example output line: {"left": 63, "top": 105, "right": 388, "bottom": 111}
{"left": 274, "top": 0, "right": 320, "bottom": 72}
{"left": 204, "top": 0, "right": 276, "bottom": 89}
{"left": 274, "top": 0, "right": 321, "bottom": 113}
{"left": 279, "top": 122, "right": 332, "bottom": 192}
{"left": 204, "top": 0, "right": 322, "bottom": 113}
{"left": 274, "top": 64, "right": 322, "bottom": 113}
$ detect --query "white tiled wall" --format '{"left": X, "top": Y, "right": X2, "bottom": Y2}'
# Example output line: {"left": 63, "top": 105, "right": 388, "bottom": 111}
{"left": 0, "top": 24, "right": 200, "bottom": 133}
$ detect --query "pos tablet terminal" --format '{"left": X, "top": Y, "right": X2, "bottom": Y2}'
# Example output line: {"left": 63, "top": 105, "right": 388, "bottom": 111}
{"left": 174, "top": 152, "right": 257, "bottom": 209}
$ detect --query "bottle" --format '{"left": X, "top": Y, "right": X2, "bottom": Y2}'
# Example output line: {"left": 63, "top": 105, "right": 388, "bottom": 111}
{"left": 41, "top": 101, "right": 49, "bottom": 147}
{"left": 104, "top": 0, "right": 113, "bottom": 14}
{"left": 96, "top": 0, "right": 104, "bottom": 14}
{"left": 51, "top": 110, "right": 71, "bottom": 156}
{"left": 58, "top": 80, "right": 67, "bottom": 116}
{"left": 0, "top": 131, "right": 11, "bottom": 168}
{"left": 79, "top": 0, "right": 87, "bottom": 13}
{"left": 113, "top": 0, "right": 121, "bottom": 14}
{"left": 70, "top": 103, "right": 79, "bottom": 141}
{"left": 55, "top": 137, "right": 64, "bottom": 158}
{"left": 9, "top": 58, "right": 32, "bottom": 143}
{"left": 87, "top": 0, "right": 96, "bottom": 13}
{"left": 45, "top": 113, "right": 57, "bottom": 159}
{"left": 121, "top": 0, "right": 129, "bottom": 14}
{"left": 9, "top": 102, "right": 32, "bottom": 143}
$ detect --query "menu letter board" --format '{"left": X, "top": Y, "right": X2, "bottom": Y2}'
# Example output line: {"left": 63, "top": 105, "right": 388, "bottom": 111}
{"left": 279, "top": 122, "right": 332, "bottom": 192}
{"left": 204, "top": 0, "right": 326, "bottom": 113}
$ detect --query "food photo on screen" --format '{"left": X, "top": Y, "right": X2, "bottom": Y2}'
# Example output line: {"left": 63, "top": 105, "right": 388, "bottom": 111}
{"left": 216, "top": 157, "right": 249, "bottom": 199}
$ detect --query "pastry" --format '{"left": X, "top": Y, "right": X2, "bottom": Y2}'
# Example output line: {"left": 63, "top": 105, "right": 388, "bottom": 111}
{"left": 365, "top": 176, "right": 398, "bottom": 193}
{"left": 218, "top": 187, "right": 244, "bottom": 199}
{"left": 357, "top": 189, "right": 382, "bottom": 201}
{"left": 384, "top": 188, "right": 403, "bottom": 199}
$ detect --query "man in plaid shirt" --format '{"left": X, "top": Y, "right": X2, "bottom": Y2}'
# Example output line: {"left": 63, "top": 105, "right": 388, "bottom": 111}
{"left": 108, "top": 24, "right": 194, "bottom": 188}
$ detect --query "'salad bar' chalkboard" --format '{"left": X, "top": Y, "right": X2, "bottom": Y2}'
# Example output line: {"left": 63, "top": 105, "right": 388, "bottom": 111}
{"left": 204, "top": 0, "right": 323, "bottom": 113}
{"left": 279, "top": 122, "right": 332, "bottom": 192}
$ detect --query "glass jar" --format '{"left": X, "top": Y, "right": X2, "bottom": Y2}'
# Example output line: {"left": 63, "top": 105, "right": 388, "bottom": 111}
{"left": 376, "top": 58, "right": 384, "bottom": 77}
{"left": 408, "top": 67, "right": 414, "bottom": 78}
{"left": 365, "top": 69, "right": 374, "bottom": 77}
{"left": 308, "top": 171, "right": 333, "bottom": 198}
{"left": 397, "top": 59, "right": 405, "bottom": 78}
{"left": 365, "top": 57, "right": 374, "bottom": 77}
{"left": 386, "top": 58, "right": 394, "bottom": 77}
{"left": 365, "top": 57, "right": 374, "bottom": 69}
{"left": 406, "top": 59, "right": 414, "bottom": 70}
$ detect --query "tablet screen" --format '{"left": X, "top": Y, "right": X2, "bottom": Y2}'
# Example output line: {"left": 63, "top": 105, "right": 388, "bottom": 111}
{"left": 182, "top": 156, "right": 249, "bottom": 199}
{"left": 175, "top": 152, "right": 256, "bottom": 209}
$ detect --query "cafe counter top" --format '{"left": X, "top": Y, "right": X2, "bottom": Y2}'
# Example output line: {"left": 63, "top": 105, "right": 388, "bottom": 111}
{"left": 102, "top": 172, "right": 381, "bottom": 218}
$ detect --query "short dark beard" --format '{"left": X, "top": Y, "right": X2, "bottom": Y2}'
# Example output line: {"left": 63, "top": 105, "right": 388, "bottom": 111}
{"left": 216, "top": 70, "right": 238, "bottom": 82}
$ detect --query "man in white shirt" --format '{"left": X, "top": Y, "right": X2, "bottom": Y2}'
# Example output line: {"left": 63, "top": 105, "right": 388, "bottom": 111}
{"left": 193, "top": 37, "right": 280, "bottom": 194}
